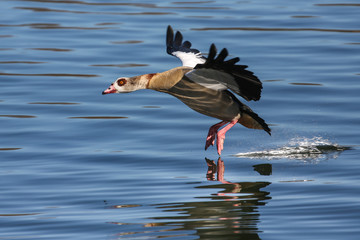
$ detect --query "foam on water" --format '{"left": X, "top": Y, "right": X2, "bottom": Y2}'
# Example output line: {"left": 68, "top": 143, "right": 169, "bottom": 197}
{"left": 234, "top": 137, "right": 351, "bottom": 161}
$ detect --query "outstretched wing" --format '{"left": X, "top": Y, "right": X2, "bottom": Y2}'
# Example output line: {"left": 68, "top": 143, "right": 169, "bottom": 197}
{"left": 166, "top": 25, "right": 206, "bottom": 68}
{"left": 185, "top": 44, "right": 263, "bottom": 101}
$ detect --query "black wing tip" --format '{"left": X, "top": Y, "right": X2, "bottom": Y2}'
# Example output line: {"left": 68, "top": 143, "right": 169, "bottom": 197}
{"left": 225, "top": 57, "right": 240, "bottom": 65}
{"left": 210, "top": 43, "right": 217, "bottom": 53}
{"left": 216, "top": 48, "right": 228, "bottom": 62}
{"left": 167, "top": 25, "right": 174, "bottom": 39}
{"left": 207, "top": 44, "right": 217, "bottom": 61}
{"left": 206, "top": 44, "right": 231, "bottom": 64}
{"left": 174, "top": 31, "right": 183, "bottom": 47}
{"left": 183, "top": 40, "right": 192, "bottom": 48}
{"left": 196, "top": 44, "right": 263, "bottom": 101}
{"left": 166, "top": 26, "right": 201, "bottom": 56}
{"left": 166, "top": 26, "right": 174, "bottom": 53}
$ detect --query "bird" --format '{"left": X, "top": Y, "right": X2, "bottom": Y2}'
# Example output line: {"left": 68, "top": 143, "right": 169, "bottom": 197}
{"left": 102, "top": 25, "right": 271, "bottom": 155}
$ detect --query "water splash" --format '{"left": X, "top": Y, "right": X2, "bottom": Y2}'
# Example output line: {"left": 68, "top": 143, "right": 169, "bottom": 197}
{"left": 234, "top": 137, "right": 351, "bottom": 161}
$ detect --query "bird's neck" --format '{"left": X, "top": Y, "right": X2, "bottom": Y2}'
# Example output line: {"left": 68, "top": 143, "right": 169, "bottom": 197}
{"left": 146, "top": 67, "right": 192, "bottom": 90}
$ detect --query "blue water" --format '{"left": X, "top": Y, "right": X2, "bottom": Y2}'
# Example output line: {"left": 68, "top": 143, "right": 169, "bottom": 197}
{"left": 1, "top": 0, "right": 360, "bottom": 239}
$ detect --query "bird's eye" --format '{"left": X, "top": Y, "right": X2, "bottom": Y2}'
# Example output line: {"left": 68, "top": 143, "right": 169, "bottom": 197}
{"left": 117, "top": 78, "right": 127, "bottom": 86}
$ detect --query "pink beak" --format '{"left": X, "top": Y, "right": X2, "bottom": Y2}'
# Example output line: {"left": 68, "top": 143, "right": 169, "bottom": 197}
{"left": 102, "top": 84, "right": 117, "bottom": 95}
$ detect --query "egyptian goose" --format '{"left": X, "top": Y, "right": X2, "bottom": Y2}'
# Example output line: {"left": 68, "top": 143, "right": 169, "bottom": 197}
{"left": 103, "top": 26, "right": 271, "bottom": 155}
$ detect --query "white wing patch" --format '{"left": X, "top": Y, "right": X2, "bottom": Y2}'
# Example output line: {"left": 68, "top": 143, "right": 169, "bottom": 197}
{"left": 185, "top": 69, "right": 232, "bottom": 91}
{"left": 173, "top": 51, "right": 205, "bottom": 68}
{"left": 166, "top": 26, "right": 206, "bottom": 68}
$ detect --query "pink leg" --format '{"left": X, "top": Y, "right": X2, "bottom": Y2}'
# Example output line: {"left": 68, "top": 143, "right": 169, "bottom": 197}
{"left": 216, "top": 119, "right": 238, "bottom": 155}
{"left": 205, "top": 121, "right": 228, "bottom": 150}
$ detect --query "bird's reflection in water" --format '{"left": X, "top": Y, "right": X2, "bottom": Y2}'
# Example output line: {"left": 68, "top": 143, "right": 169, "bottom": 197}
{"left": 111, "top": 158, "right": 272, "bottom": 239}
{"left": 207, "top": 158, "right": 272, "bottom": 182}
{"left": 147, "top": 159, "right": 271, "bottom": 239}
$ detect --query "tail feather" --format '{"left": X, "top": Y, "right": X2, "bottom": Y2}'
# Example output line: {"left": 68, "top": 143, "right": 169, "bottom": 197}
{"left": 238, "top": 110, "right": 271, "bottom": 135}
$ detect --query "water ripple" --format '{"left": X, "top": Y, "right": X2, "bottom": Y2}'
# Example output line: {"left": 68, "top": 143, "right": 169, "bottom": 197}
{"left": 0, "top": 72, "right": 99, "bottom": 77}
{"left": 315, "top": 3, "right": 360, "bottom": 7}
{"left": 91, "top": 63, "right": 148, "bottom": 68}
{"left": 110, "top": 40, "right": 143, "bottom": 44}
{"left": 0, "top": 115, "right": 36, "bottom": 118}
{"left": 28, "top": 102, "right": 80, "bottom": 105}
{"left": 192, "top": 27, "right": 360, "bottom": 33}
{"left": 14, "top": 7, "right": 174, "bottom": 16}
{"left": 0, "top": 148, "right": 22, "bottom": 151}
{"left": 28, "top": 48, "right": 72, "bottom": 52}
{"left": 68, "top": 116, "right": 128, "bottom": 119}
{"left": 0, "top": 61, "right": 45, "bottom": 64}
{"left": 0, "top": 23, "right": 110, "bottom": 30}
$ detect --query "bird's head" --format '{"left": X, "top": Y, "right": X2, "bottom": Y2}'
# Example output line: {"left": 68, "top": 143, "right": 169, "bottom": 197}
{"left": 102, "top": 77, "right": 133, "bottom": 94}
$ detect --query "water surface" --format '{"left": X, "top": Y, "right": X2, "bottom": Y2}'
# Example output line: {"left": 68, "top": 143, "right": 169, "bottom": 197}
{"left": 1, "top": 0, "right": 360, "bottom": 239}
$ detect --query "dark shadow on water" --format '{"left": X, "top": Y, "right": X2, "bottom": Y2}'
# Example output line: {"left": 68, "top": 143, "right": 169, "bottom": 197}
{"left": 253, "top": 163, "right": 272, "bottom": 176}
{"left": 109, "top": 158, "right": 271, "bottom": 239}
